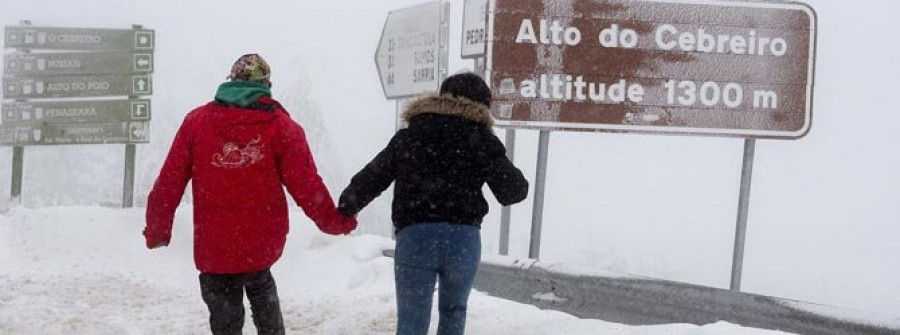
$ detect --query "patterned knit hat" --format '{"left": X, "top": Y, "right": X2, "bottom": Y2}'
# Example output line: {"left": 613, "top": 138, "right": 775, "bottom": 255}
{"left": 227, "top": 54, "right": 271, "bottom": 83}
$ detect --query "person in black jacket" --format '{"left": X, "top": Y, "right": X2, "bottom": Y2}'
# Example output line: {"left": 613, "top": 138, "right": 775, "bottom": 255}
{"left": 338, "top": 73, "right": 529, "bottom": 335}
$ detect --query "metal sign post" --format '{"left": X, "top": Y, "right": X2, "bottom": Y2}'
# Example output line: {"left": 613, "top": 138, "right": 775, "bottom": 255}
{"left": 10, "top": 146, "right": 23, "bottom": 201}
{"left": 123, "top": 143, "right": 136, "bottom": 207}
{"left": 528, "top": 130, "right": 551, "bottom": 259}
{"left": 465, "top": 0, "right": 519, "bottom": 256}
{"left": 498, "top": 127, "right": 515, "bottom": 255}
{"left": 6, "top": 22, "right": 30, "bottom": 204}
{"left": 730, "top": 138, "right": 756, "bottom": 291}
{"left": 2, "top": 23, "right": 154, "bottom": 208}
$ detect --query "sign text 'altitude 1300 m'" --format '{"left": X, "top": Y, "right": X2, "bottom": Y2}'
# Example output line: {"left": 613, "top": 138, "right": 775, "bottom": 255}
{"left": 488, "top": 0, "right": 817, "bottom": 139}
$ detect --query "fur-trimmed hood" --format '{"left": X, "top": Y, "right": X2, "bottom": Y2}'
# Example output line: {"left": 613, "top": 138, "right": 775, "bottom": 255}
{"left": 402, "top": 94, "right": 493, "bottom": 128}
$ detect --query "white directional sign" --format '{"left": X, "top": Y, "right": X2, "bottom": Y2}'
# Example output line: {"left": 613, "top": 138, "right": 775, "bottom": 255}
{"left": 461, "top": 0, "right": 488, "bottom": 58}
{"left": 375, "top": 1, "right": 449, "bottom": 99}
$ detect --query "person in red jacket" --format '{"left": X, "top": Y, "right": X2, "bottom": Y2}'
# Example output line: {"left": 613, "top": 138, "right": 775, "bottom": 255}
{"left": 144, "top": 54, "right": 356, "bottom": 335}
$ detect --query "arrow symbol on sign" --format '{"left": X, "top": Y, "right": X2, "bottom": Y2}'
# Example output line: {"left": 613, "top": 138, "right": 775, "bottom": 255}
{"left": 136, "top": 105, "right": 145, "bottom": 116}
{"left": 131, "top": 123, "right": 148, "bottom": 141}
{"left": 136, "top": 79, "right": 146, "bottom": 91}
{"left": 137, "top": 59, "right": 150, "bottom": 67}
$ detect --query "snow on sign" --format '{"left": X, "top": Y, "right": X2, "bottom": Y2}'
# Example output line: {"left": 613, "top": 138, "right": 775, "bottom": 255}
{"left": 462, "top": 0, "right": 488, "bottom": 58}
{"left": 488, "top": 0, "right": 818, "bottom": 139}
{"left": 375, "top": 1, "right": 450, "bottom": 99}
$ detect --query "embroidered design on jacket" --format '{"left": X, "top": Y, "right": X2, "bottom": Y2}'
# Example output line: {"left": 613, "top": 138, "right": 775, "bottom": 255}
{"left": 212, "top": 136, "right": 264, "bottom": 169}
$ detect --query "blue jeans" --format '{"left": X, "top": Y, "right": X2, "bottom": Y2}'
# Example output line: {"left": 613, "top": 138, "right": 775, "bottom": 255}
{"left": 394, "top": 223, "right": 481, "bottom": 335}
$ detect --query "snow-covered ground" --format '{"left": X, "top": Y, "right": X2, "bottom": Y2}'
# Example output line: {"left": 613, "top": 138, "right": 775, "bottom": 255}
{"left": 0, "top": 206, "right": 791, "bottom": 334}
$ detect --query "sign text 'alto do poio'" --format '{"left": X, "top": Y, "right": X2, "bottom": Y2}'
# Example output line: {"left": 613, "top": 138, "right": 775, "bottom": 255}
{"left": 488, "top": 0, "right": 817, "bottom": 139}
{"left": 1, "top": 25, "right": 154, "bottom": 146}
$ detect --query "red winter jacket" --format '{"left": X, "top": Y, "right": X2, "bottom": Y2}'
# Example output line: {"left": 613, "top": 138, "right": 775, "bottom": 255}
{"left": 144, "top": 96, "right": 355, "bottom": 274}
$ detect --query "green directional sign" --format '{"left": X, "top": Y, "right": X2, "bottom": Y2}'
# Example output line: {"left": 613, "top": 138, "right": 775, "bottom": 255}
{"left": 3, "top": 74, "right": 151, "bottom": 99}
{"left": 0, "top": 121, "right": 150, "bottom": 146}
{"left": 2, "top": 99, "right": 150, "bottom": 125}
{"left": 4, "top": 27, "right": 154, "bottom": 51}
{"left": 4, "top": 51, "right": 153, "bottom": 76}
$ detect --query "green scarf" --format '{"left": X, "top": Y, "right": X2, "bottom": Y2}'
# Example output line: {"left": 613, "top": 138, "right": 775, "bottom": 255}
{"left": 214, "top": 81, "right": 272, "bottom": 108}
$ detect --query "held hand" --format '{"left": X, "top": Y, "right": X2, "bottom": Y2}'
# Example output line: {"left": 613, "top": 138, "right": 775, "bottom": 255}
{"left": 145, "top": 237, "right": 170, "bottom": 250}
{"left": 340, "top": 215, "right": 358, "bottom": 235}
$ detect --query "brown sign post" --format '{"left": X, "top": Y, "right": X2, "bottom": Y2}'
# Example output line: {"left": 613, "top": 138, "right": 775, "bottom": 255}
{"left": 486, "top": 0, "right": 817, "bottom": 291}
{"left": 488, "top": 0, "right": 816, "bottom": 138}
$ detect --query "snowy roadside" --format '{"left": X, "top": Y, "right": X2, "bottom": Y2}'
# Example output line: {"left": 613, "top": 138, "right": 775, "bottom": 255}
{"left": 0, "top": 206, "right": 791, "bottom": 334}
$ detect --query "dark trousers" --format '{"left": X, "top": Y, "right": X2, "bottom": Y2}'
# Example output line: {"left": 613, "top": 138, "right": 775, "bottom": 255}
{"left": 199, "top": 269, "right": 285, "bottom": 335}
{"left": 394, "top": 223, "right": 481, "bottom": 335}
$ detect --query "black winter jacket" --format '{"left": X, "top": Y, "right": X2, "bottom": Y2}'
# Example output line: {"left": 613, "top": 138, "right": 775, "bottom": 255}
{"left": 338, "top": 94, "right": 529, "bottom": 232}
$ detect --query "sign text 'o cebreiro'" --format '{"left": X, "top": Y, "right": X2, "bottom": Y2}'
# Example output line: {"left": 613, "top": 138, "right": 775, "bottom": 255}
{"left": 375, "top": 1, "right": 450, "bottom": 99}
{"left": 4, "top": 26, "right": 154, "bottom": 51}
{"left": 487, "top": 0, "right": 817, "bottom": 139}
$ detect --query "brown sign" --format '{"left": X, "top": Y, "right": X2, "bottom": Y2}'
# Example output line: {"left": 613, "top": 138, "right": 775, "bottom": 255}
{"left": 488, "top": 0, "right": 817, "bottom": 139}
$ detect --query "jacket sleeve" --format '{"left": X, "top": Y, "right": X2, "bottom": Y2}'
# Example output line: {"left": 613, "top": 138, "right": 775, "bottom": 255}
{"left": 484, "top": 132, "right": 529, "bottom": 206}
{"left": 276, "top": 116, "right": 352, "bottom": 235}
{"left": 144, "top": 114, "right": 194, "bottom": 248}
{"left": 337, "top": 131, "right": 403, "bottom": 216}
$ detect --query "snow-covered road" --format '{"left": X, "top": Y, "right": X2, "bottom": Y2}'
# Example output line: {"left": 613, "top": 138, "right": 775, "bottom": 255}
{"left": 0, "top": 206, "right": 789, "bottom": 334}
